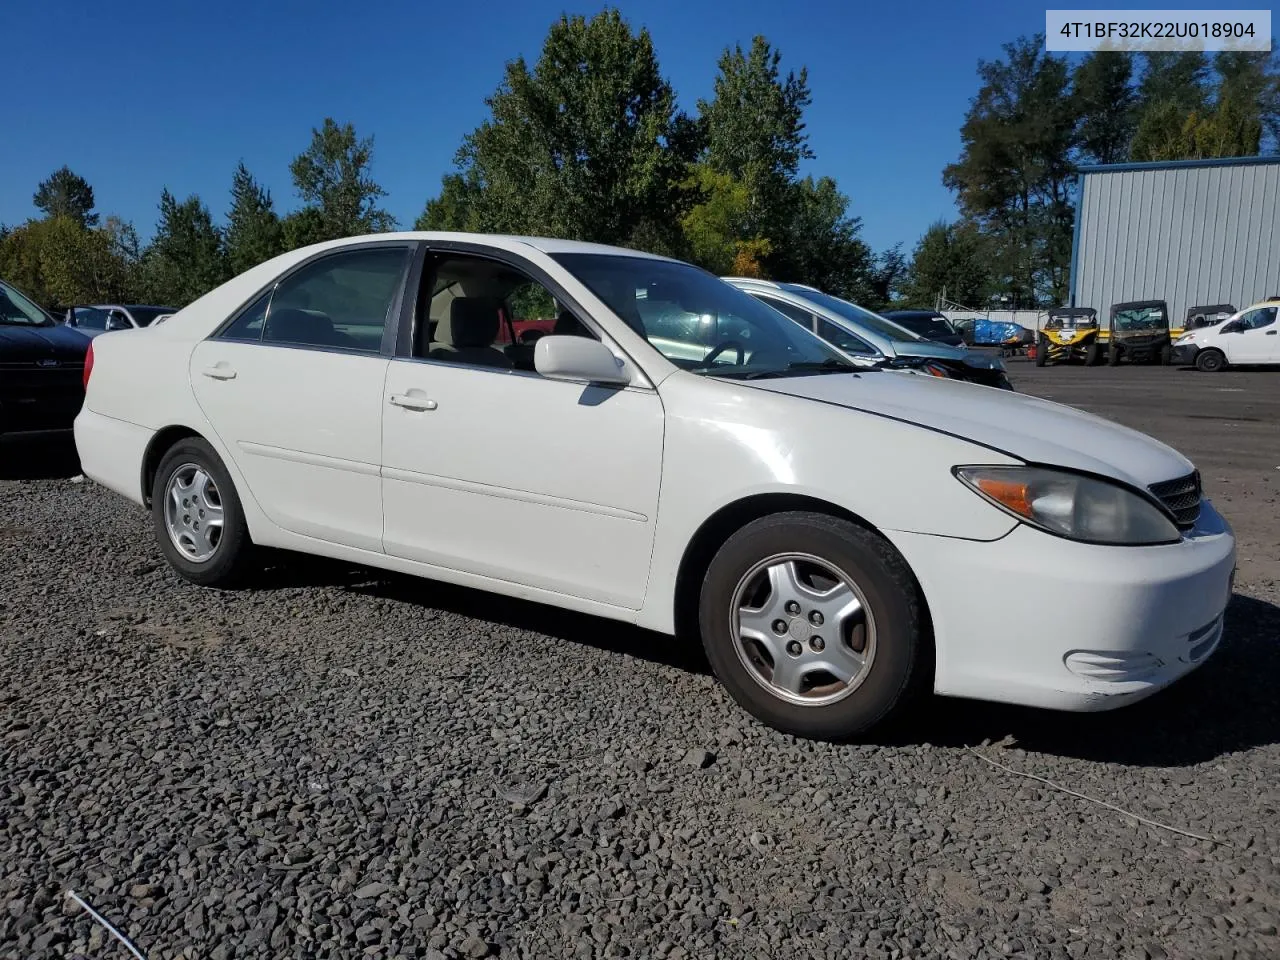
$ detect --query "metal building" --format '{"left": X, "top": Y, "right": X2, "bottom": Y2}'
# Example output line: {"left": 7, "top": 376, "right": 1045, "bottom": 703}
{"left": 1069, "top": 156, "right": 1280, "bottom": 333}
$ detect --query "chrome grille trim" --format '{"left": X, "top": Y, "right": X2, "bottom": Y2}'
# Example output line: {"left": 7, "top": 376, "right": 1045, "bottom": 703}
{"left": 1149, "top": 470, "right": 1201, "bottom": 528}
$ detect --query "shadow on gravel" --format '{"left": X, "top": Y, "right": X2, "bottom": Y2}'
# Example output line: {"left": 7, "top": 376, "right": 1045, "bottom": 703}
{"left": 882, "top": 593, "right": 1280, "bottom": 767}
{"left": 0, "top": 433, "right": 81, "bottom": 480}
{"left": 252, "top": 552, "right": 712, "bottom": 675}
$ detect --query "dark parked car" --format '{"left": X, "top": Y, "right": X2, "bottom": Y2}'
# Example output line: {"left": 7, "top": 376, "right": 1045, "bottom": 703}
{"left": 0, "top": 280, "right": 90, "bottom": 436}
{"left": 882, "top": 309, "right": 965, "bottom": 346}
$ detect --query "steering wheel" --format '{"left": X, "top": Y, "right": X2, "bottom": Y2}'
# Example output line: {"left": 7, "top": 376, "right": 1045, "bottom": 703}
{"left": 702, "top": 339, "right": 746, "bottom": 367}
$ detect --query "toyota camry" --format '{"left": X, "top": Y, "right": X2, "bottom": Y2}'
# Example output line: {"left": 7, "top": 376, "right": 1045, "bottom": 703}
{"left": 74, "top": 233, "right": 1236, "bottom": 740}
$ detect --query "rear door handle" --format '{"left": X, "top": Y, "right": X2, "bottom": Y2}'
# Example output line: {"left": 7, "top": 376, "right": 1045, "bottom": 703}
{"left": 389, "top": 394, "right": 437, "bottom": 411}
{"left": 201, "top": 365, "right": 237, "bottom": 380}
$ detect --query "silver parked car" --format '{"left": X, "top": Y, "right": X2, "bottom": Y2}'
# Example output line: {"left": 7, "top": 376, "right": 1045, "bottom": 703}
{"left": 65, "top": 304, "right": 179, "bottom": 338}
{"left": 724, "top": 278, "right": 1013, "bottom": 390}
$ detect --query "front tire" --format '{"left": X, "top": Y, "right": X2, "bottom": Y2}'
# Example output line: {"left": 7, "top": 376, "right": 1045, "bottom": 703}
{"left": 1085, "top": 342, "right": 1102, "bottom": 366}
{"left": 1108, "top": 345, "right": 1122, "bottom": 366}
{"left": 1195, "top": 348, "right": 1227, "bottom": 373}
{"left": 1034, "top": 339, "right": 1048, "bottom": 367}
{"left": 152, "top": 437, "right": 255, "bottom": 587}
{"left": 698, "top": 512, "right": 924, "bottom": 740}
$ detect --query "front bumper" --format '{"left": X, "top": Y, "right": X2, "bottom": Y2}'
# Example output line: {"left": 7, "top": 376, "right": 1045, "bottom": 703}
{"left": 1170, "top": 343, "right": 1200, "bottom": 365}
{"left": 886, "top": 499, "right": 1236, "bottom": 712}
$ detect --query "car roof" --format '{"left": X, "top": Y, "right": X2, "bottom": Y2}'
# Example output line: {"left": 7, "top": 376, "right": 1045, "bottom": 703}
{"left": 295, "top": 231, "right": 683, "bottom": 263}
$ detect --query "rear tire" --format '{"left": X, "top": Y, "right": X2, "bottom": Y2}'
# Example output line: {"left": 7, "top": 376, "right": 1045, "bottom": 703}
{"left": 1195, "top": 349, "right": 1227, "bottom": 373}
{"left": 152, "top": 437, "right": 256, "bottom": 587}
{"left": 698, "top": 512, "right": 924, "bottom": 741}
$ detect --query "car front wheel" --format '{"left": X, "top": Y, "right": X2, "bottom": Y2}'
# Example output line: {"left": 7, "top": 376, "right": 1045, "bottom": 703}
{"left": 152, "top": 437, "right": 255, "bottom": 586}
{"left": 698, "top": 512, "right": 924, "bottom": 740}
{"left": 1195, "top": 349, "right": 1227, "bottom": 373}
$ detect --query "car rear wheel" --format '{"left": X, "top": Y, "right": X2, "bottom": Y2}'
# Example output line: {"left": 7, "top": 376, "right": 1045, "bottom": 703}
{"left": 698, "top": 512, "right": 924, "bottom": 740}
{"left": 152, "top": 437, "right": 255, "bottom": 587}
{"left": 1195, "top": 349, "right": 1227, "bottom": 373}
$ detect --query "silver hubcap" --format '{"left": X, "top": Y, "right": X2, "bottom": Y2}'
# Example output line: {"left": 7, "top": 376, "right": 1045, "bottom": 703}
{"left": 731, "top": 553, "right": 876, "bottom": 707}
{"left": 163, "top": 463, "right": 224, "bottom": 563}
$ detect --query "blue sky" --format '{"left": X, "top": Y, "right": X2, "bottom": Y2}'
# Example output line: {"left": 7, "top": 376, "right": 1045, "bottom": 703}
{"left": 7, "top": 0, "right": 1082, "bottom": 253}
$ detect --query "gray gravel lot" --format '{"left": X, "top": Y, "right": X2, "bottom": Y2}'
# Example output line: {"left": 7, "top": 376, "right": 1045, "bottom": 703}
{"left": 3, "top": 363, "right": 1279, "bottom": 960}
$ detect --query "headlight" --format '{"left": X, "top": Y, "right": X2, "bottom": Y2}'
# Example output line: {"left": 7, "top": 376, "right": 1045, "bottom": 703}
{"left": 954, "top": 466, "right": 1180, "bottom": 545}
{"left": 1176, "top": 333, "right": 1194, "bottom": 343}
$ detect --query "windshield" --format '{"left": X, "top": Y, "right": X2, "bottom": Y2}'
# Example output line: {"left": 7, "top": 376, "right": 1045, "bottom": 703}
{"left": 1113, "top": 306, "right": 1166, "bottom": 331}
{"left": 552, "top": 253, "right": 853, "bottom": 378}
{"left": 125, "top": 306, "right": 176, "bottom": 327}
{"left": 891, "top": 314, "right": 956, "bottom": 338}
{"left": 0, "top": 282, "right": 54, "bottom": 327}
{"left": 73, "top": 306, "right": 113, "bottom": 330}
{"left": 794, "top": 290, "right": 929, "bottom": 343}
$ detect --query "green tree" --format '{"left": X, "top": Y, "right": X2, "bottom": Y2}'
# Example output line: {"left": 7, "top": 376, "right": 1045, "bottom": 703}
{"left": 138, "top": 189, "right": 228, "bottom": 306}
{"left": 225, "top": 162, "right": 284, "bottom": 274}
{"left": 943, "top": 36, "right": 1076, "bottom": 307}
{"left": 904, "top": 221, "right": 993, "bottom": 308}
{"left": 1214, "top": 49, "right": 1280, "bottom": 148}
{"left": 1131, "top": 96, "right": 1262, "bottom": 161}
{"left": 288, "top": 118, "right": 395, "bottom": 245}
{"left": 1072, "top": 51, "right": 1136, "bottom": 164}
{"left": 679, "top": 165, "right": 765, "bottom": 276}
{"left": 421, "top": 10, "right": 692, "bottom": 252}
{"left": 867, "top": 244, "right": 908, "bottom": 311}
{"left": 415, "top": 171, "right": 483, "bottom": 231}
{"left": 697, "top": 35, "right": 812, "bottom": 240}
{"left": 0, "top": 216, "right": 137, "bottom": 306}
{"left": 33, "top": 166, "right": 99, "bottom": 227}
{"left": 1138, "top": 51, "right": 1211, "bottom": 114}
{"left": 773, "top": 175, "right": 874, "bottom": 301}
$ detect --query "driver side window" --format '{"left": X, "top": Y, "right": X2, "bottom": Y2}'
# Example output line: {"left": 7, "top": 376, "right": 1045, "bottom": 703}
{"left": 1240, "top": 307, "right": 1277, "bottom": 330}
{"left": 416, "top": 255, "right": 599, "bottom": 373}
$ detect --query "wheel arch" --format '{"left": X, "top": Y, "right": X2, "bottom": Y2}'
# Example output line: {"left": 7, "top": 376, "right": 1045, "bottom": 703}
{"left": 671, "top": 494, "right": 935, "bottom": 665}
{"left": 140, "top": 425, "right": 205, "bottom": 506}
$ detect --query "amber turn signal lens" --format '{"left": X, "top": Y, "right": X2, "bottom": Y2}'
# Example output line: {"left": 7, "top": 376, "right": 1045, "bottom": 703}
{"left": 973, "top": 477, "right": 1033, "bottom": 518}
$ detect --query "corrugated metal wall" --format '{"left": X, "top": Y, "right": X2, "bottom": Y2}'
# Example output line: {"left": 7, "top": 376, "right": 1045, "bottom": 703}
{"left": 1071, "top": 161, "right": 1280, "bottom": 330}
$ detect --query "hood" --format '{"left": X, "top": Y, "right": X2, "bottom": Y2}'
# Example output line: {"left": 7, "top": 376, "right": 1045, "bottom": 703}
{"left": 746, "top": 370, "right": 1194, "bottom": 488}
{"left": 890, "top": 339, "right": 1001, "bottom": 370}
{"left": 0, "top": 323, "right": 91, "bottom": 364}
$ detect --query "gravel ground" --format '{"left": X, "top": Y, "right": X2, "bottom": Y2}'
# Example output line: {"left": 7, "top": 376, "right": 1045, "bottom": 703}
{"left": 3, "top": 365, "right": 1279, "bottom": 960}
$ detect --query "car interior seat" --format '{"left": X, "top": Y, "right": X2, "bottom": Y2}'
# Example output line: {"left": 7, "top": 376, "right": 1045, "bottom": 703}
{"left": 428, "top": 298, "right": 513, "bottom": 369}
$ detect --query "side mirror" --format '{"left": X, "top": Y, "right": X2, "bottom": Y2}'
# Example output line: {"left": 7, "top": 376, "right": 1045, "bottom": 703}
{"left": 534, "top": 335, "right": 631, "bottom": 387}
{"left": 105, "top": 311, "right": 131, "bottom": 332}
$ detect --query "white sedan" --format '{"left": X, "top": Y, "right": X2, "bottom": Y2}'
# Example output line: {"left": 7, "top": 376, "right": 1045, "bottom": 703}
{"left": 74, "top": 233, "right": 1236, "bottom": 740}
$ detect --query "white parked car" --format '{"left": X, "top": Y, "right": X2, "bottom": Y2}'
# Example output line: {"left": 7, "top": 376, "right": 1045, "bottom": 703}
{"left": 75, "top": 233, "right": 1236, "bottom": 740}
{"left": 1171, "top": 298, "right": 1280, "bottom": 371}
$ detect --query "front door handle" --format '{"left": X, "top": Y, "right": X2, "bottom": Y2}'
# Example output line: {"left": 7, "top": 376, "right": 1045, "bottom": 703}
{"left": 1266, "top": 330, "right": 1276, "bottom": 335}
{"left": 201, "top": 364, "right": 237, "bottom": 380}
{"left": 389, "top": 394, "right": 437, "bottom": 411}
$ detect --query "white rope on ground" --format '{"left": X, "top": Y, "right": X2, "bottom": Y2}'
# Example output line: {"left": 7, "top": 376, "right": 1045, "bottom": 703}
{"left": 65, "top": 889, "right": 149, "bottom": 960}
{"left": 965, "top": 746, "right": 1223, "bottom": 846}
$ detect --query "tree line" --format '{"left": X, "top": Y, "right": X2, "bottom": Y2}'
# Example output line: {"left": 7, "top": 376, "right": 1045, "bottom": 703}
{"left": 2, "top": 11, "right": 1276, "bottom": 316}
